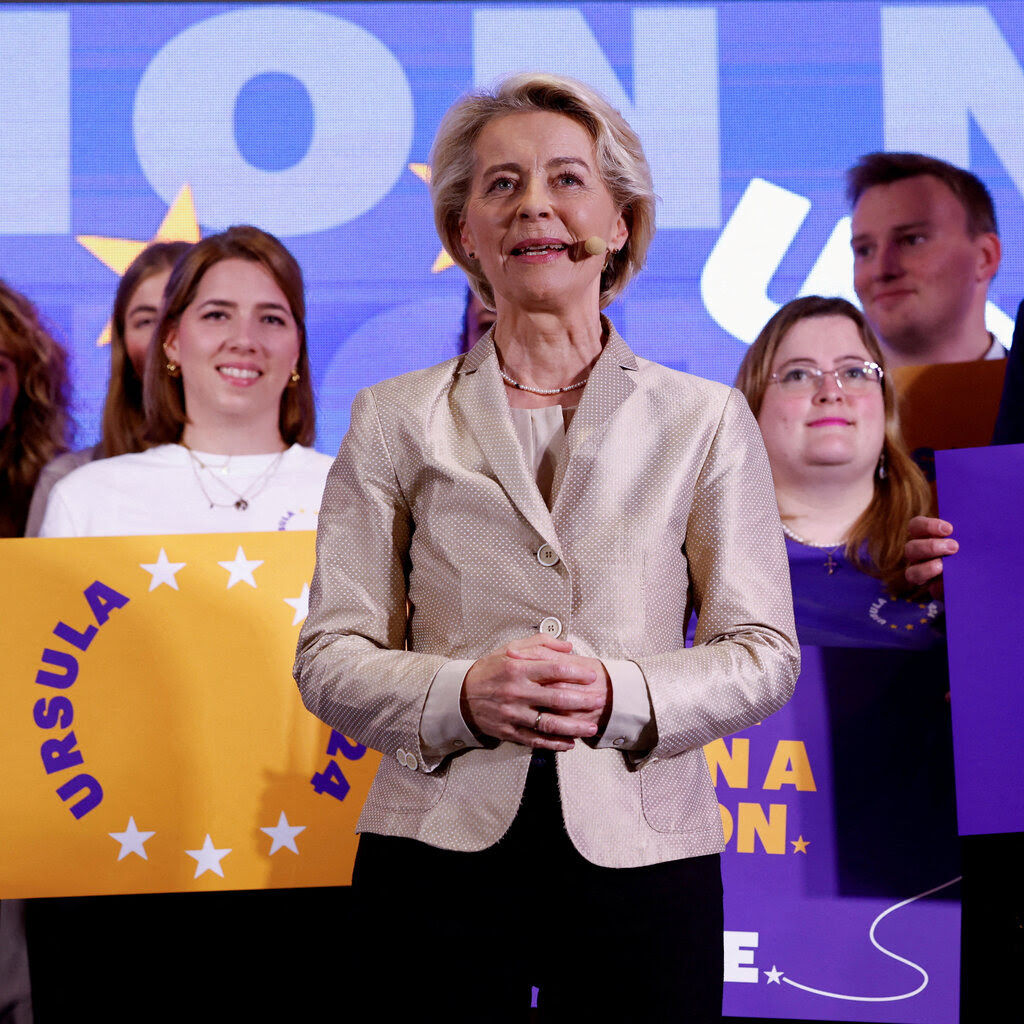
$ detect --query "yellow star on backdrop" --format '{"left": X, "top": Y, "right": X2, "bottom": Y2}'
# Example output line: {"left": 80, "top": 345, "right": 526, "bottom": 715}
{"left": 76, "top": 184, "right": 202, "bottom": 346}
{"left": 408, "top": 162, "right": 455, "bottom": 273}
{"left": 791, "top": 835, "right": 810, "bottom": 854}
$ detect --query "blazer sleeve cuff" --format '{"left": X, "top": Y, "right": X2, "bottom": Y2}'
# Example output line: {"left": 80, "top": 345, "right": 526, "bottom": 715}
{"left": 419, "top": 658, "right": 481, "bottom": 769}
{"left": 591, "top": 658, "right": 656, "bottom": 752}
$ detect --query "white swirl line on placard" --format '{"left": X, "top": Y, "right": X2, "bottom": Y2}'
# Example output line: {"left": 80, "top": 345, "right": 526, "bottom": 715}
{"left": 781, "top": 875, "right": 961, "bottom": 1002}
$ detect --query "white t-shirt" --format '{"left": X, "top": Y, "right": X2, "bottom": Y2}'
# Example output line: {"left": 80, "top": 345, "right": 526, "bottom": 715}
{"left": 39, "top": 443, "right": 333, "bottom": 538}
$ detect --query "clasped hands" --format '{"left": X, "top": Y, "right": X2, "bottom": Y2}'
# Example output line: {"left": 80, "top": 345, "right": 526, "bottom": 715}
{"left": 460, "top": 635, "right": 611, "bottom": 750}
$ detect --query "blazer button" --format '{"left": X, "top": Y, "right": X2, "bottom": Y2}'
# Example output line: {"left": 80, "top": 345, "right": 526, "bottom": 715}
{"left": 536, "top": 543, "right": 559, "bottom": 567}
{"left": 396, "top": 747, "right": 408, "bottom": 767}
{"left": 405, "top": 753, "right": 418, "bottom": 771}
{"left": 539, "top": 616, "right": 563, "bottom": 638}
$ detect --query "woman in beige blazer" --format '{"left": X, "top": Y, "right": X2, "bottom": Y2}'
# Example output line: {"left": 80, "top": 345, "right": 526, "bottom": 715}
{"left": 295, "top": 73, "right": 799, "bottom": 1021}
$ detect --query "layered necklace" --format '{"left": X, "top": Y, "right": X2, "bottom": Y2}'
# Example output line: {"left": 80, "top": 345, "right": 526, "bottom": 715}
{"left": 184, "top": 446, "right": 286, "bottom": 511}
{"left": 781, "top": 522, "right": 845, "bottom": 576}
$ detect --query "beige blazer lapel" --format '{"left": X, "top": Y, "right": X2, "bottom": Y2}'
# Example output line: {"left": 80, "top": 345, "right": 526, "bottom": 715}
{"left": 453, "top": 333, "right": 558, "bottom": 543}
{"left": 551, "top": 321, "right": 639, "bottom": 511}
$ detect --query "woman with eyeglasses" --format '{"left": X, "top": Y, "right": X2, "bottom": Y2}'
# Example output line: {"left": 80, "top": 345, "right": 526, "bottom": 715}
{"left": 735, "top": 295, "right": 938, "bottom": 647}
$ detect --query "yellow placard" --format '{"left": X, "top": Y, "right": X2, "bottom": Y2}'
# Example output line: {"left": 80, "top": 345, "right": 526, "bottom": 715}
{"left": 1, "top": 532, "right": 379, "bottom": 897}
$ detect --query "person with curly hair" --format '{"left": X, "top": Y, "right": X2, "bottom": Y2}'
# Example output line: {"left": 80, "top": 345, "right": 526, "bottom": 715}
{"left": 0, "top": 279, "right": 70, "bottom": 537}
{"left": 0, "top": 279, "right": 71, "bottom": 1022}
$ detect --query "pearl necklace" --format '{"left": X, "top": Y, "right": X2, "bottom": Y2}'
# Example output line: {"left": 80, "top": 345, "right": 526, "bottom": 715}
{"left": 780, "top": 523, "right": 845, "bottom": 548}
{"left": 499, "top": 369, "right": 588, "bottom": 395}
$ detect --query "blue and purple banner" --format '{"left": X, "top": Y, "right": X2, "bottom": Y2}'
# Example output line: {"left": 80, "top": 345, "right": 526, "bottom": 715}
{"left": 718, "top": 646, "right": 960, "bottom": 1022}
{"left": 937, "top": 443, "right": 1024, "bottom": 837}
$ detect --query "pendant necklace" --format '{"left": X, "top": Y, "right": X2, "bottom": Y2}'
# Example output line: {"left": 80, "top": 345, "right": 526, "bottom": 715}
{"left": 781, "top": 522, "right": 844, "bottom": 576}
{"left": 185, "top": 446, "right": 286, "bottom": 511}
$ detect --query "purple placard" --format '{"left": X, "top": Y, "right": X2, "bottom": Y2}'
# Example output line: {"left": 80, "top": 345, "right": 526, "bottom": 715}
{"left": 720, "top": 646, "right": 960, "bottom": 1022}
{"left": 936, "top": 444, "right": 1024, "bottom": 836}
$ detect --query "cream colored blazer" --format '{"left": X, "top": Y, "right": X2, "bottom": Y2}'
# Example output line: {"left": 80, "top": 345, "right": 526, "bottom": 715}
{"left": 295, "top": 326, "right": 798, "bottom": 868}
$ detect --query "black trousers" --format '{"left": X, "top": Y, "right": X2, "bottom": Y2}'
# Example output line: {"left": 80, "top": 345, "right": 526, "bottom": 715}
{"left": 352, "top": 759, "right": 723, "bottom": 1022}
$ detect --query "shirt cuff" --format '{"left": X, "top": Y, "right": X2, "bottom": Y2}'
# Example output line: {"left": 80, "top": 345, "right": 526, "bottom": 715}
{"left": 593, "top": 659, "right": 656, "bottom": 751}
{"left": 419, "top": 659, "right": 481, "bottom": 762}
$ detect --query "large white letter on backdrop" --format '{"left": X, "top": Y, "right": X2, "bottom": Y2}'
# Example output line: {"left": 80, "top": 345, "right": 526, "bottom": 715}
{"left": 0, "top": 10, "right": 69, "bottom": 234}
{"left": 473, "top": 6, "right": 720, "bottom": 229}
{"left": 883, "top": 5, "right": 1024, "bottom": 197}
{"left": 133, "top": 5, "right": 413, "bottom": 236}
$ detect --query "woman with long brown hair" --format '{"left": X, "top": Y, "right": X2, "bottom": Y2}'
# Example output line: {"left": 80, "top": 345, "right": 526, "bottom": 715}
{"left": 735, "top": 295, "right": 938, "bottom": 646}
{"left": 102, "top": 240, "right": 194, "bottom": 457}
{"left": 25, "top": 240, "right": 192, "bottom": 534}
{"left": 39, "top": 226, "right": 329, "bottom": 537}
{"left": 29, "top": 226, "right": 332, "bottom": 1020}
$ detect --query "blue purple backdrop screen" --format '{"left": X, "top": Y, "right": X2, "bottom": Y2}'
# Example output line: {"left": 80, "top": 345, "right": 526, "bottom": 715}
{"left": 2, "top": 2, "right": 1023, "bottom": 458}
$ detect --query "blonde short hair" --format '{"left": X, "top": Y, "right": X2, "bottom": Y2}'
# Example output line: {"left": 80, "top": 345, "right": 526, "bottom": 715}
{"left": 430, "top": 73, "right": 656, "bottom": 310}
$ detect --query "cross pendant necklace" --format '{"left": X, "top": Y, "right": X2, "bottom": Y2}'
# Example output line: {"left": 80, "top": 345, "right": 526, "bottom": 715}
{"left": 781, "top": 523, "right": 844, "bottom": 575}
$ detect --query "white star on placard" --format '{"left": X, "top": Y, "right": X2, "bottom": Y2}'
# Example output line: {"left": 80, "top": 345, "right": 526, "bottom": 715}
{"left": 283, "top": 583, "right": 310, "bottom": 626}
{"left": 260, "top": 811, "right": 306, "bottom": 855}
{"left": 140, "top": 549, "right": 187, "bottom": 591}
{"left": 185, "top": 834, "right": 232, "bottom": 878}
{"left": 217, "top": 546, "right": 263, "bottom": 589}
{"left": 764, "top": 965, "right": 783, "bottom": 985}
{"left": 109, "top": 817, "right": 156, "bottom": 861}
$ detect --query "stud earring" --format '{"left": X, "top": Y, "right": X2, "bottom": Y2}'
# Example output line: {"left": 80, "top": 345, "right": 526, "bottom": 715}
{"left": 289, "top": 369, "right": 301, "bottom": 385}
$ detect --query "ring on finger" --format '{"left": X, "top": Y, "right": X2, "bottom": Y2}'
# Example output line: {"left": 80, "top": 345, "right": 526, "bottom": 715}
{"left": 534, "top": 711, "right": 544, "bottom": 732}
